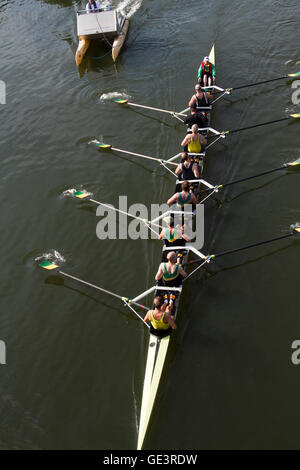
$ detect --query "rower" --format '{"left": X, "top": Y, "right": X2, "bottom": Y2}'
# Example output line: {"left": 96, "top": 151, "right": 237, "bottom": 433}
{"left": 143, "top": 296, "right": 177, "bottom": 331}
{"left": 167, "top": 180, "right": 198, "bottom": 207}
{"left": 188, "top": 84, "right": 212, "bottom": 110}
{"left": 184, "top": 104, "right": 208, "bottom": 129}
{"left": 181, "top": 124, "right": 207, "bottom": 154}
{"left": 158, "top": 215, "right": 191, "bottom": 247}
{"left": 155, "top": 252, "right": 187, "bottom": 287}
{"left": 86, "top": 0, "right": 102, "bottom": 13}
{"left": 197, "top": 56, "right": 216, "bottom": 88}
{"left": 175, "top": 152, "right": 199, "bottom": 181}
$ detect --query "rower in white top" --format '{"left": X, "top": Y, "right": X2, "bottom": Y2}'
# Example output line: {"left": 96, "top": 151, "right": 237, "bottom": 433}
{"left": 86, "top": 0, "right": 102, "bottom": 13}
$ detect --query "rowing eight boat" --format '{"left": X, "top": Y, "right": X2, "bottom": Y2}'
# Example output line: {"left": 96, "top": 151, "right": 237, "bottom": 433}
{"left": 137, "top": 44, "right": 216, "bottom": 450}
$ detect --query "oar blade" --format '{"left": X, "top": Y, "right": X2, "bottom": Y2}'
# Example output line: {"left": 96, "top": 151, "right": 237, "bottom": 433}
{"left": 289, "top": 113, "right": 300, "bottom": 118}
{"left": 288, "top": 72, "right": 300, "bottom": 77}
{"left": 97, "top": 142, "right": 112, "bottom": 149}
{"left": 39, "top": 260, "right": 59, "bottom": 270}
{"left": 287, "top": 158, "right": 300, "bottom": 167}
{"left": 115, "top": 98, "right": 128, "bottom": 104}
{"left": 73, "top": 190, "right": 90, "bottom": 199}
{"left": 291, "top": 223, "right": 300, "bottom": 234}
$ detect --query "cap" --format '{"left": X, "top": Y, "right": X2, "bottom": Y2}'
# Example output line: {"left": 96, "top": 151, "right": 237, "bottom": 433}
{"left": 195, "top": 84, "right": 201, "bottom": 90}
{"left": 163, "top": 215, "right": 174, "bottom": 225}
{"left": 204, "top": 56, "right": 209, "bottom": 61}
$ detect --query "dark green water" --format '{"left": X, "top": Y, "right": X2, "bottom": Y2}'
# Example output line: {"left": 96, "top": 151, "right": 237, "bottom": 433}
{"left": 1, "top": 0, "right": 300, "bottom": 450}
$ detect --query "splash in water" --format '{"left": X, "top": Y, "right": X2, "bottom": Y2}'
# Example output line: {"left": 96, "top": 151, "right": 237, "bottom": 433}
{"left": 117, "top": 0, "right": 143, "bottom": 18}
{"left": 99, "top": 91, "right": 131, "bottom": 102}
{"left": 35, "top": 250, "right": 65, "bottom": 265}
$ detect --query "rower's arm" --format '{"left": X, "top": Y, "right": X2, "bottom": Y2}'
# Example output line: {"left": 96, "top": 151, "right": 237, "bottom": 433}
{"left": 181, "top": 135, "right": 190, "bottom": 147}
{"left": 200, "top": 134, "right": 207, "bottom": 146}
{"left": 175, "top": 163, "right": 182, "bottom": 175}
{"left": 179, "top": 266, "right": 188, "bottom": 278}
{"left": 155, "top": 263, "right": 163, "bottom": 281}
{"left": 197, "top": 65, "right": 203, "bottom": 80}
{"left": 211, "top": 63, "right": 216, "bottom": 77}
{"left": 165, "top": 308, "right": 177, "bottom": 330}
{"left": 143, "top": 311, "right": 151, "bottom": 322}
{"left": 188, "top": 96, "right": 196, "bottom": 107}
{"left": 158, "top": 229, "right": 165, "bottom": 241}
{"left": 167, "top": 193, "right": 178, "bottom": 206}
{"left": 192, "top": 163, "right": 200, "bottom": 179}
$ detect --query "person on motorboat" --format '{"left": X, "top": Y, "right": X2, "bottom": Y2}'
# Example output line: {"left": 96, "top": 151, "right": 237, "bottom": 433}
{"left": 184, "top": 104, "right": 208, "bottom": 129}
{"left": 175, "top": 152, "right": 199, "bottom": 181}
{"left": 188, "top": 84, "right": 212, "bottom": 110}
{"left": 181, "top": 124, "right": 207, "bottom": 154}
{"left": 167, "top": 180, "right": 198, "bottom": 207}
{"left": 86, "top": 0, "right": 102, "bottom": 13}
{"left": 155, "top": 252, "right": 187, "bottom": 288}
{"left": 143, "top": 296, "right": 177, "bottom": 331}
{"left": 158, "top": 215, "right": 191, "bottom": 247}
{"left": 197, "top": 56, "right": 216, "bottom": 88}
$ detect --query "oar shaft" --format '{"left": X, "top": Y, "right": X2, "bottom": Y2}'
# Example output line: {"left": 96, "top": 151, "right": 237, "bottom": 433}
{"left": 111, "top": 147, "right": 177, "bottom": 166}
{"left": 58, "top": 270, "right": 149, "bottom": 311}
{"left": 228, "top": 116, "right": 289, "bottom": 135}
{"left": 201, "top": 165, "right": 286, "bottom": 194}
{"left": 127, "top": 102, "right": 187, "bottom": 117}
{"left": 233, "top": 75, "right": 288, "bottom": 91}
{"left": 213, "top": 233, "right": 292, "bottom": 259}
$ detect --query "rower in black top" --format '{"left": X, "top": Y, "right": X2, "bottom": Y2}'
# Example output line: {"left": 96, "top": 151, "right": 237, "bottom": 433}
{"left": 184, "top": 104, "right": 208, "bottom": 130}
{"left": 188, "top": 84, "right": 212, "bottom": 110}
{"left": 175, "top": 152, "right": 199, "bottom": 181}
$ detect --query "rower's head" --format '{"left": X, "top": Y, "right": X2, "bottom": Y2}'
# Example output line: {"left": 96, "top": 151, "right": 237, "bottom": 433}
{"left": 153, "top": 296, "right": 164, "bottom": 309}
{"left": 167, "top": 251, "right": 177, "bottom": 264}
{"left": 195, "top": 84, "right": 201, "bottom": 92}
{"left": 163, "top": 215, "right": 174, "bottom": 227}
{"left": 204, "top": 56, "right": 210, "bottom": 63}
{"left": 191, "top": 123, "right": 198, "bottom": 134}
{"left": 190, "top": 104, "right": 197, "bottom": 114}
{"left": 181, "top": 180, "right": 189, "bottom": 192}
{"left": 181, "top": 152, "right": 189, "bottom": 161}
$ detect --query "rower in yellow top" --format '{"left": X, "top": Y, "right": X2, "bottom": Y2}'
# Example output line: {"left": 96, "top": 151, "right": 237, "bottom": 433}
{"left": 155, "top": 251, "right": 187, "bottom": 287}
{"left": 167, "top": 180, "right": 198, "bottom": 207}
{"left": 158, "top": 215, "right": 191, "bottom": 247}
{"left": 181, "top": 124, "right": 207, "bottom": 155}
{"left": 143, "top": 296, "right": 177, "bottom": 331}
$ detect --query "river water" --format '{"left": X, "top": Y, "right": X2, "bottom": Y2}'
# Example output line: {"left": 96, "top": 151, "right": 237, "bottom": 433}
{"left": 1, "top": 0, "right": 300, "bottom": 450}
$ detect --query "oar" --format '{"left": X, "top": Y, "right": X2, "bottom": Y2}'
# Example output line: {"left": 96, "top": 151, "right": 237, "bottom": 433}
{"left": 201, "top": 158, "right": 300, "bottom": 194}
{"left": 211, "top": 113, "right": 300, "bottom": 138}
{"left": 227, "top": 72, "right": 300, "bottom": 92}
{"left": 39, "top": 261, "right": 150, "bottom": 327}
{"left": 96, "top": 142, "right": 177, "bottom": 166}
{"left": 188, "top": 224, "right": 300, "bottom": 267}
{"left": 70, "top": 189, "right": 162, "bottom": 235}
{"left": 115, "top": 98, "right": 187, "bottom": 122}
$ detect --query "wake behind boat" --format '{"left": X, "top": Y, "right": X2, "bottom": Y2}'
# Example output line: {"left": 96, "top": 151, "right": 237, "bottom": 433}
{"left": 75, "top": 3, "right": 129, "bottom": 65}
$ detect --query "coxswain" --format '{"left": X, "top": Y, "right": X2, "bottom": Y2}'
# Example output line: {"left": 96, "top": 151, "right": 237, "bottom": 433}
{"left": 184, "top": 104, "right": 208, "bottom": 129}
{"left": 175, "top": 152, "right": 199, "bottom": 181}
{"left": 158, "top": 215, "right": 191, "bottom": 247}
{"left": 181, "top": 124, "right": 207, "bottom": 154}
{"left": 143, "top": 296, "right": 176, "bottom": 331}
{"left": 167, "top": 180, "right": 198, "bottom": 207}
{"left": 188, "top": 84, "right": 212, "bottom": 110}
{"left": 197, "top": 56, "right": 216, "bottom": 88}
{"left": 86, "top": 0, "right": 102, "bottom": 13}
{"left": 155, "top": 252, "right": 187, "bottom": 287}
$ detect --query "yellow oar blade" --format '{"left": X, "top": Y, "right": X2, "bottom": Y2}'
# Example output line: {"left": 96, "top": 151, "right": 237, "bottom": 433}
{"left": 288, "top": 73, "right": 300, "bottom": 77}
{"left": 289, "top": 113, "right": 300, "bottom": 118}
{"left": 74, "top": 190, "right": 90, "bottom": 199}
{"left": 40, "top": 261, "right": 59, "bottom": 270}
{"left": 115, "top": 99, "right": 128, "bottom": 104}
{"left": 97, "top": 142, "right": 112, "bottom": 149}
{"left": 288, "top": 158, "right": 300, "bottom": 167}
